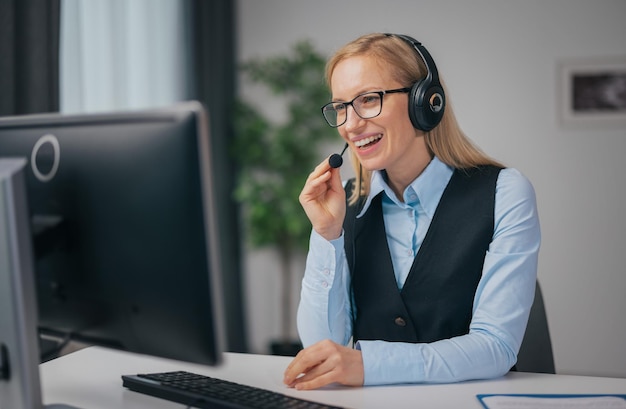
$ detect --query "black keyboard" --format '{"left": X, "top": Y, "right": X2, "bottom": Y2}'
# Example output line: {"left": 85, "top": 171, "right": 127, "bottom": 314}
{"left": 121, "top": 370, "right": 345, "bottom": 409}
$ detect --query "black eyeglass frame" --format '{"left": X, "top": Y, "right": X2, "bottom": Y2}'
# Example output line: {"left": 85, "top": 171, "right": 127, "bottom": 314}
{"left": 321, "top": 87, "right": 411, "bottom": 128}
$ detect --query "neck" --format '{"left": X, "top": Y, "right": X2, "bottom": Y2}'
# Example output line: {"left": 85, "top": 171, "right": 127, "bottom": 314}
{"left": 385, "top": 151, "right": 433, "bottom": 202}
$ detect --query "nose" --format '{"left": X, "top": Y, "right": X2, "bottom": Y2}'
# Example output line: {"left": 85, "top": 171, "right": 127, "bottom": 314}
{"left": 343, "top": 104, "right": 365, "bottom": 132}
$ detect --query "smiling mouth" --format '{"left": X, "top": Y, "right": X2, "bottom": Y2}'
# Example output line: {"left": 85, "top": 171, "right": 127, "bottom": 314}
{"left": 354, "top": 134, "right": 382, "bottom": 149}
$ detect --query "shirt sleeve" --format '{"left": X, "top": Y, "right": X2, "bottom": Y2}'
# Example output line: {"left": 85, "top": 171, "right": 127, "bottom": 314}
{"left": 296, "top": 230, "right": 353, "bottom": 347}
{"left": 357, "top": 168, "right": 541, "bottom": 385}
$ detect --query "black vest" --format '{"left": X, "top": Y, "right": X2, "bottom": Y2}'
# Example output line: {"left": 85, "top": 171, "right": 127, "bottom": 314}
{"left": 344, "top": 166, "right": 501, "bottom": 344}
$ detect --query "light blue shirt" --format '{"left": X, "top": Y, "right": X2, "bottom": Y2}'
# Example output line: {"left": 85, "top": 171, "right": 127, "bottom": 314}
{"left": 297, "top": 157, "right": 541, "bottom": 385}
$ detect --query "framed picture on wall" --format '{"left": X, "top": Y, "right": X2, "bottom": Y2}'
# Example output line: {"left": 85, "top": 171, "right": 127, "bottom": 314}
{"left": 558, "top": 56, "right": 626, "bottom": 128}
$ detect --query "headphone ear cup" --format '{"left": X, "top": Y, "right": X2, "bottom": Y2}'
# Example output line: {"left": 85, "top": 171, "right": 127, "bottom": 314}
{"left": 408, "top": 79, "right": 425, "bottom": 130}
{"left": 408, "top": 80, "right": 445, "bottom": 132}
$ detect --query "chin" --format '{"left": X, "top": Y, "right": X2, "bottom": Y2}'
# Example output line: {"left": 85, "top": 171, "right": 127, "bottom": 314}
{"left": 358, "top": 158, "right": 385, "bottom": 173}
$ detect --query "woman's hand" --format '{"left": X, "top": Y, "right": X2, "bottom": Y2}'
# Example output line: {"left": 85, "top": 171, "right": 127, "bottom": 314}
{"left": 283, "top": 339, "right": 364, "bottom": 390}
{"left": 299, "top": 158, "right": 346, "bottom": 241}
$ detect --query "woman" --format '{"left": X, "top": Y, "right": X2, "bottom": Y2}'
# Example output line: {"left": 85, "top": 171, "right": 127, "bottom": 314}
{"left": 283, "top": 33, "right": 540, "bottom": 390}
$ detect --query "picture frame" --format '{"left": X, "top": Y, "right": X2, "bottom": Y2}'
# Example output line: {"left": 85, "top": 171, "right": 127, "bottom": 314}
{"left": 558, "top": 56, "right": 626, "bottom": 128}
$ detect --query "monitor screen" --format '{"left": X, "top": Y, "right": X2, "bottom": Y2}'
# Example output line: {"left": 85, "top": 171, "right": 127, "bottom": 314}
{"left": 0, "top": 101, "right": 225, "bottom": 366}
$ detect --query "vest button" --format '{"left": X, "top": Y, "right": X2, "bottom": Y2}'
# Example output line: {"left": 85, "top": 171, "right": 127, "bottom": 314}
{"left": 394, "top": 317, "right": 406, "bottom": 327}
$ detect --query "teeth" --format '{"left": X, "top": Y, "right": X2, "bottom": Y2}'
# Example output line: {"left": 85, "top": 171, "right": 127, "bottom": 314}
{"left": 354, "top": 134, "right": 382, "bottom": 148}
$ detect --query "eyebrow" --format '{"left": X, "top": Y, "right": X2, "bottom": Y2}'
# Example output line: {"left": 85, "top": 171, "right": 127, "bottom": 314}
{"left": 330, "top": 88, "right": 385, "bottom": 102}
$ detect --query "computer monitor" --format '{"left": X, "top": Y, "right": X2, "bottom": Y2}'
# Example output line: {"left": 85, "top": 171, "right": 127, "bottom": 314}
{"left": 1, "top": 159, "right": 49, "bottom": 408}
{"left": 0, "top": 102, "right": 226, "bottom": 369}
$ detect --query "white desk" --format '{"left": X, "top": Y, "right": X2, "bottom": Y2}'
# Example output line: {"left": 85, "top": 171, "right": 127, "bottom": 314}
{"left": 40, "top": 346, "right": 626, "bottom": 409}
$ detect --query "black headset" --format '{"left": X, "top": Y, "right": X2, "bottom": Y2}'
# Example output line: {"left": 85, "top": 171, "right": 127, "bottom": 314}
{"left": 387, "top": 34, "right": 445, "bottom": 132}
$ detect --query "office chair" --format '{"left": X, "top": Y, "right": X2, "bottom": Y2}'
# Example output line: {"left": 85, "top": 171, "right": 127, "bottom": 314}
{"left": 516, "top": 281, "right": 555, "bottom": 373}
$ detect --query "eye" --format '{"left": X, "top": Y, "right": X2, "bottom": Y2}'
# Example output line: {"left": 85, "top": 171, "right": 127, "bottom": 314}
{"left": 332, "top": 102, "right": 346, "bottom": 112}
{"left": 358, "top": 93, "right": 380, "bottom": 106}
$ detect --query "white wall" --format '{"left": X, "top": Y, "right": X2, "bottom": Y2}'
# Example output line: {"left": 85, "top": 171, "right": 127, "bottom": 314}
{"left": 236, "top": 0, "right": 626, "bottom": 378}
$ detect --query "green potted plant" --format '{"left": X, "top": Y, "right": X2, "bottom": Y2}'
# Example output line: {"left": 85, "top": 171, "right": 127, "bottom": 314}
{"left": 232, "top": 40, "right": 334, "bottom": 356}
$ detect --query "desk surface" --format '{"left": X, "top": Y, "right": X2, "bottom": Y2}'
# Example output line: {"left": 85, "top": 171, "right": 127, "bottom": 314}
{"left": 40, "top": 346, "right": 626, "bottom": 409}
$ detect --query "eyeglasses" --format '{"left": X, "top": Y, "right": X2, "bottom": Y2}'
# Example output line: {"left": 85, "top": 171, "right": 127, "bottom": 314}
{"left": 321, "top": 87, "right": 411, "bottom": 127}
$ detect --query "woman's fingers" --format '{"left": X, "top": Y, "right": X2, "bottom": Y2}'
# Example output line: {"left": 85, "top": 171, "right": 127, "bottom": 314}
{"left": 283, "top": 340, "right": 364, "bottom": 390}
{"left": 299, "top": 159, "right": 346, "bottom": 240}
{"left": 283, "top": 344, "right": 324, "bottom": 385}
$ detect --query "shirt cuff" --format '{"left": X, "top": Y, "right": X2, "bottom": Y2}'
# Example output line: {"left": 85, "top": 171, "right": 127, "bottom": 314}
{"left": 302, "top": 230, "right": 344, "bottom": 291}
{"left": 356, "top": 340, "right": 425, "bottom": 386}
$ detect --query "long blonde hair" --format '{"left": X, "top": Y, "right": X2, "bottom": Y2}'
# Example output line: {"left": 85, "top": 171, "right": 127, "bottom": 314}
{"left": 325, "top": 33, "right": 503, "bottom": 204}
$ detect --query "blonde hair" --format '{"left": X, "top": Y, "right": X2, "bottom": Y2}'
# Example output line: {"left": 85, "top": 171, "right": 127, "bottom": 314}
{"left": 325, "top": 33, "right": 503, "bottom": 204}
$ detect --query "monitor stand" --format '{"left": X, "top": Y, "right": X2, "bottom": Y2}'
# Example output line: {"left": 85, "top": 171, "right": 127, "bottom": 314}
{"left": 0, "top": 159, "right": 80, "bottom": 409}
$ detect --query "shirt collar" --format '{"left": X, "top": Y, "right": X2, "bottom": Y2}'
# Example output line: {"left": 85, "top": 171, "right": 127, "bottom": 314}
{"left": 356, "top": 156, "right": 454, "bottom": 218}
